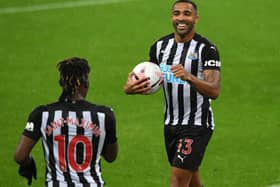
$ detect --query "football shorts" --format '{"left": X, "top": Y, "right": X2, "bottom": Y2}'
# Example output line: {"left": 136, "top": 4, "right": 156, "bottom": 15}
{"left": 164, "top": 125, "right": 213, "bottom": 171}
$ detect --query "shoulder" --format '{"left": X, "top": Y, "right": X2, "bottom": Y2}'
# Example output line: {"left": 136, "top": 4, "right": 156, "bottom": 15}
{"left": 27, "top": 104, "right": 48, "bottom": 124}
{"left": 152, "top": 33, "right": 174, "bottom": 45}
{"left": 149, "top": 33, "right": 174, "bottom": 56}
{"left": 82, "top": 100, "right": 114, "bottom": 114}
{"left": 88, "top": 103, "right": 116, "bottom": 125}
{"left": 29, "top": 105, "right": 48, "bottom": 115}
{"left": 195, "top": 34, "right": 221, "bottom": 69}
{"left": 157, "top": 33, "right": 174, "bottom": 42}
{"left": 96, "top": 104, "right": 114, "bottom": 115}
{"left": 194, "top": 33, "right": 219, "bottom": 51}
{"left": 193, "top": 33, "right": 214, "bottom": 46}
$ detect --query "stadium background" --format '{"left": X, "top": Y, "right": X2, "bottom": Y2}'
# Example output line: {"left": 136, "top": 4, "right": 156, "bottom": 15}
{"left": 0, "top": 0, "right": 279, "bottom": 186}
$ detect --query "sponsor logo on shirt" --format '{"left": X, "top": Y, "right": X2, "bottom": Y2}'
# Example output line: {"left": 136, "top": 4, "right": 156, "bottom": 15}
{"left": 204, "top": 60, "right": 221, "bottom": 67}
{"left": 160, "top": 64, "right": 187, "bottom": 85}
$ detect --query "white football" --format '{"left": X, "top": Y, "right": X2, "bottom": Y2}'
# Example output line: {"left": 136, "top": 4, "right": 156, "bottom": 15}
{"left": 132, "top": 62, "right": 163, "bottom": 94}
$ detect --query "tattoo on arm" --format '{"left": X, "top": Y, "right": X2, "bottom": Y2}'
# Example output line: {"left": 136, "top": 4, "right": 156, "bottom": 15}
{"left": 203, "top": 69, "right": 220, "bottom": 85}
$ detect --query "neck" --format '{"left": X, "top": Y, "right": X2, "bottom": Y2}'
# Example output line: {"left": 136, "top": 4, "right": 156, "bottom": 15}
{"left": 175, "top": 30, "right": 195, "bottom": 43}
{"left": 71, "top": 93, "right": 85, "bottom": 101}
{"left": 59, "top": 90, "right": 86, "bottom": 103}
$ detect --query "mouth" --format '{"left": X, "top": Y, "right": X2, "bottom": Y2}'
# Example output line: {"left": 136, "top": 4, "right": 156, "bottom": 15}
{"left": 176, "top": 22, "right": 188, "bottom": 30}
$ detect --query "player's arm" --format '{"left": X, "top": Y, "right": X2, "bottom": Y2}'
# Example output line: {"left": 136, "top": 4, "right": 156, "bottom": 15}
{"left": 14, "top": 135, "right": 37, "bottom": 165}
{"left": 172, "top": 66, "right": 220, "bottom": 99}
{"left": 123, "top": 72, "right": 151, "bottom": 95}
{"left": 14, "top": 106, "right": 43, "bottom": 185}
{"left": 102, "top": 143, "right": 118, "bottom": 163}
{"left": 171, "top": 45, "right": 221, "bottom": 99}
{"left": 14, "top": 135, "right": 38, "bottom": 185}
{"left": 102, "top": 108, "right": 118, "bottom": 162}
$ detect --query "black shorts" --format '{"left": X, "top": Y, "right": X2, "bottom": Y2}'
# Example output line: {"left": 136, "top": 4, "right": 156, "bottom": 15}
{"left": 164, "top": 125, "right": 213, "bottom": 171}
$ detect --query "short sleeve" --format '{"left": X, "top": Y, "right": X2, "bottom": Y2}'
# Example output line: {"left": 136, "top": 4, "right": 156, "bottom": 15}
{"left": 22, "top": 105, "right": 45, "bottom": 141}
{"left": 202, "top": 45, "right": 221, "bottom": 71}
{"left": 104, "top": 108, "right": 117, "bottom": 144}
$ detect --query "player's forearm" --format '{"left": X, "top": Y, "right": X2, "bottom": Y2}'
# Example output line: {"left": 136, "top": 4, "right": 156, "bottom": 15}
{"left": 102, "top": 143, "right": 118, "bottom": 163}
{"left": 14, "top": 154, "right": 31, "bottom": 166}
{"left": 187, "top": 74, "right": 220, "bottom": 99}
{"left": 14, "top": 135, "right": 37, "bottom": 165}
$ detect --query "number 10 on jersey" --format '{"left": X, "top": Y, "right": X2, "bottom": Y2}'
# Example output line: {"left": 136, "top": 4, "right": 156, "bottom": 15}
{"left": 54, "top": 135, "right": 93, "bottom": 172}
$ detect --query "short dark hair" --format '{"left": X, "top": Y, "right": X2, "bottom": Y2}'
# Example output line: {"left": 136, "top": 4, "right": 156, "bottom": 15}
{"left": 172, "top": 0, "right": 198, "bottom": 12}
{"left": 57, "top": 57, "right": 90, "bottom": 102}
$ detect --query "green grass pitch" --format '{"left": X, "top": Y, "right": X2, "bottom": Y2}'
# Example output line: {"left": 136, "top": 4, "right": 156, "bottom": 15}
{"left": 0, "top": 0, "right": 279, "bottom": 186}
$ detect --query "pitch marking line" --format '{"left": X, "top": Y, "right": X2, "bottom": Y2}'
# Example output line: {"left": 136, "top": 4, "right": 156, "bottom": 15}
{"left": 0, "top": 0, "right": 132, "bottom": 15}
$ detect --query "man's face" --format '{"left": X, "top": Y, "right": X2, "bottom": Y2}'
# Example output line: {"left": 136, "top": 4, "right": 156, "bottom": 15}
{"left": 171, "top": 2, "right": 198, "bottom": 38}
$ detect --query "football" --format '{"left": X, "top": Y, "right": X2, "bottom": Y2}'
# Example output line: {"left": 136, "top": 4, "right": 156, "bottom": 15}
{"left": 132, "top": 62, "right": 163, "bottom": 94}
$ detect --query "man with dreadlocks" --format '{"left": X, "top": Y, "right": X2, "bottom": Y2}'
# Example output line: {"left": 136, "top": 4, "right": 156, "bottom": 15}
{"left": 14, "top": 57, "right": 118, "bottom": 187}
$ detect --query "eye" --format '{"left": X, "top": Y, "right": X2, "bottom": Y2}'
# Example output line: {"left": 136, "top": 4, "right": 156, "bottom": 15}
{"left": 173, "top": 10, "right": 180, "bottom": 16}
{"left": 184, "top": 11, "right": 192, "bottom": 16}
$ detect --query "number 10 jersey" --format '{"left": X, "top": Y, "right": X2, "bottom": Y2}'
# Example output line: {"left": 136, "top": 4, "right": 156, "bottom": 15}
{"left": 23, "top": 100, "right": 117, "bottom": 187}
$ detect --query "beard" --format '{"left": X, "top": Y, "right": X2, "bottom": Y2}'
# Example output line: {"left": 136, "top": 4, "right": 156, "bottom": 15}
{"left": 173, "top": 21, "right": 195, "bottom": 39}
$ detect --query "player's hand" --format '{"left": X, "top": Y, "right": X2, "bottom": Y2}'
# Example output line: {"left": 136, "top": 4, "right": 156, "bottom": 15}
{"left": 124, "top": 72, "right": 151, "bottom": 94}
{"left": 171, "top": 64, "right": 191, "bottom": 81}
{"left": 18, "top": 157, "right": 37, "bottom": 185}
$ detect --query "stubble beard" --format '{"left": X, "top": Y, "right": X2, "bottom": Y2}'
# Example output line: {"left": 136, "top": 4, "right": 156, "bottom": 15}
{"left": 178, "top": 24, "right": 193, "bottom": 39}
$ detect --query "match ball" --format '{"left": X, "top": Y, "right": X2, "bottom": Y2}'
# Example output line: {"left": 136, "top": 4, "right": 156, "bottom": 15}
{"left": 132, "top": 62, "right": 163, "bottom": 94}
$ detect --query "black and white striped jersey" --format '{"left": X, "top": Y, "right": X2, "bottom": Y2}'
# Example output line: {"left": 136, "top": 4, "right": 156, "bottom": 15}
{"left": 149, "top": 33, "right": 221, "bottom": 129}
{"left": 23, "top": 100, "right": 117, "bottom": 187}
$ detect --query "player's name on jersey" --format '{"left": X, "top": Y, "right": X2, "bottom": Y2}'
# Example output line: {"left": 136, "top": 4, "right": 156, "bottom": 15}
{"left": 45, "top": 117, "right": 101, "bottom": 137}
{"left": 160, "top": 64, "right": 187, "bottom": 85}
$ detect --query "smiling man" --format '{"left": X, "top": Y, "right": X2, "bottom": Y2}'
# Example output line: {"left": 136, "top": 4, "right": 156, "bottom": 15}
{"left": 124, "top": 0, "right": 221, "bottom": 187}
{"left": 172, "top": 0, "right": 198, "bottom": 42}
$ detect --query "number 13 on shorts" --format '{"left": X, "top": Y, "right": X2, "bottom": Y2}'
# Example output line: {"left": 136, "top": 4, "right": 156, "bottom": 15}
{"left": 177, "top": 138, "right": 194, "bottom": 155}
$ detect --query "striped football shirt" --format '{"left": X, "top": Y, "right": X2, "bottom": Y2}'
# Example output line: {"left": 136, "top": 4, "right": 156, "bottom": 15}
{"left": 149, "top": 33, "right": 221, "bottom": 130}
{"left": 23, "top": 100, "right": 117, "bottom": 187}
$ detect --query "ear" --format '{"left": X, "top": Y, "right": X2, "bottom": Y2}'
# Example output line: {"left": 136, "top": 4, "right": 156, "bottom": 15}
{"left": 194, "top": 15, "right": 199, "bottom": 24}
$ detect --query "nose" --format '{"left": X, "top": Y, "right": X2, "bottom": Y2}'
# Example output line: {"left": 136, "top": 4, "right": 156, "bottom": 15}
{"left": 176, "top": 13, "right": 185, "bottom": 21}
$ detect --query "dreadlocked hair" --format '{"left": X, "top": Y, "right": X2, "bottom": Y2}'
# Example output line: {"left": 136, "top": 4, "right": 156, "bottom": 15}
{"left": 57, "top": 57, "right": 90, "bottom": 102}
